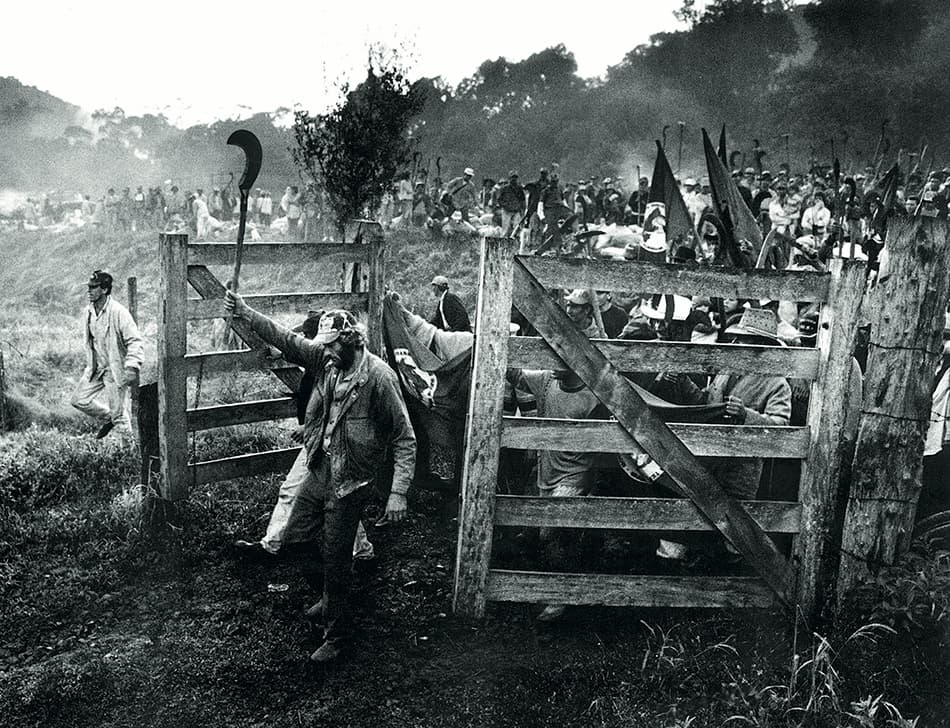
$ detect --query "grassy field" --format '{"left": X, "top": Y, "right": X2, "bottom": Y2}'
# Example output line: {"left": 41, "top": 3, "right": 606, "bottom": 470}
{"left": 0, "top": 226, "right": 948, "bottom": 727}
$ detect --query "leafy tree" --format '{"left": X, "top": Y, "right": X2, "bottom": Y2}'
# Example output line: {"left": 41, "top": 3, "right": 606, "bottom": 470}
{"left": 291, "top": 51, "right": 426, "bottom": 237}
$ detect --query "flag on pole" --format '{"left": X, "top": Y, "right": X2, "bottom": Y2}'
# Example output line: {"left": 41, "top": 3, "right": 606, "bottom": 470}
{"left": 717, "top": 125, "right": 728, "bottom": 168}
{"left": 702, "top": 128, "right": 763, "bottom": 267}
{"left": 649, "top": 140, "right": 699, "bottom": 250}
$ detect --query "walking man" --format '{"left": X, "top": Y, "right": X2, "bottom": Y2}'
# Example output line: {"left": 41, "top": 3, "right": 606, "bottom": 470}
{"left": 223, "top": 292, "right": 416, "bottom": 663}
{"left": 70, "top": 270, "right": 144, "bottom": 438}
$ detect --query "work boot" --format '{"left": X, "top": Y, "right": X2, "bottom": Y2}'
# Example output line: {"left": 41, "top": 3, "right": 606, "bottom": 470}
{"left": 304, "top": 599, "right": 326, "bottom": 625}
{"left": 309, "top": 640, "right": 341, "bottom": 664}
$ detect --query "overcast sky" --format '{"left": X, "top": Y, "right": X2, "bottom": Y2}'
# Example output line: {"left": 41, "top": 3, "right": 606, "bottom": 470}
{"left": 3, "top": 0, "right": 689, "bottom": 126}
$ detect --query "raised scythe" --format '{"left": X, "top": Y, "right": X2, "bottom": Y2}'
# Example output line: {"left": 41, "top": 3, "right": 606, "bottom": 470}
{"left": 225, "top": 129, "right": 262, "bottom": 330}
{"left": 676, "top": 121, "right": 685, "bottom": 176}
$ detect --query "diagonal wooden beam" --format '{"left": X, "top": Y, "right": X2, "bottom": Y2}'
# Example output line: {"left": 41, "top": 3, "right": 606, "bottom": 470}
{"left": 511, "top": 257, "right": 795, "bottom": 607}
{"left": 186, "top": 265, "right": 301, "bottom": 391}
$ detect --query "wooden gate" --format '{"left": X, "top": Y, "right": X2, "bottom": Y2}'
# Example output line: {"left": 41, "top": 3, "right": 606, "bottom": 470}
{"left": 454, "top": 238, "right": 864, "bottom": 622}
{"left": 156, "top": 233, "right": 384, "bottom": 501}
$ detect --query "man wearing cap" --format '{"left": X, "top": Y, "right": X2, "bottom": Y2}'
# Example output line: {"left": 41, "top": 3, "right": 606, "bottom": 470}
{"left": 445, "top": 167, "right": 478, "bottom": 221}
{"left": 429, "top": 276, "right": 471, "bottom": 333}
{"left": 234, "top": 311, "right": 376, "bottom": 563}
{"left": 223, "top": 293, "right": 416, "bottom": 663}
{"left": 564, "top": 289, "right": 601, "bottom": 338}
{"left": 70, "top": 270, "right": 144, "bottom": 438}
{"left": 492, "top": 171, "right": 526, "bottom": 236}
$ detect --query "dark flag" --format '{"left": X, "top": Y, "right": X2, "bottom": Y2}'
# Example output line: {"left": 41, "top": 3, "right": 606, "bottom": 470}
{"left": 382, "top": 295, "right": 472, "bottom": 487}
{"left": 717, "top": 124, "right": 728, "bottom": 168}
{"left": 702, "top": 127, "right": 762, "bottom": 268}
{"left": 649, "top": 140, "right": 699, "bottom": 249}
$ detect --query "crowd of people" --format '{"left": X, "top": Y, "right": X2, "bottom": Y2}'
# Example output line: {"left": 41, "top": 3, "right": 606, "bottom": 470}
{"left": 382, "top": 158, "right": 950, "bottom": 274}
{"left": 61, "top": 144, "right": 950, "bottom": 659}
{"left": 9, "top": 183, "right": 329, "bottom": 242}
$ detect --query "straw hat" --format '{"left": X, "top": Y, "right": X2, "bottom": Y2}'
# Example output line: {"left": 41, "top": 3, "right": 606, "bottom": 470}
{"left": 724, "top": 308, "right": 783, "bottom": 344}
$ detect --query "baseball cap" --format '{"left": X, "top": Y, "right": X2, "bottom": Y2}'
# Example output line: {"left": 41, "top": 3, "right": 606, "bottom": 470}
{"left": 314, "top": 309, "right": 358, "bottom": 345}
{"left": 464, "top": 167, "right": 474, "bottom": 176}
{"left": 87, "top": 270, "right": 112, "bottom": 289}
{"left": 564, "top": 289, "right": 591, "bottom": 305}
{"left": 430, "top": 275, "right": 450, "bottom": 287}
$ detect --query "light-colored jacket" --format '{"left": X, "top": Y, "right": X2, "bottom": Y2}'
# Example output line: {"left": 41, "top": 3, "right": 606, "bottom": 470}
{"left": 82, "top": 297, "right": 144, "bottom": 382}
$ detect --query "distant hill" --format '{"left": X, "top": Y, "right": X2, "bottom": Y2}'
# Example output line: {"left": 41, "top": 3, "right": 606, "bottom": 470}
{"left": 0, "top": 76, "right": 84, "bottom": 139}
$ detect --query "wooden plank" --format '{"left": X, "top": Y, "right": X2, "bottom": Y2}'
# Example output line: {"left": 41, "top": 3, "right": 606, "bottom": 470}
{"left": 501, "top": 418, "right": 810, "bottom": 458}
{"left": 187, "top": 291, "right": 368, "bottom": 320}
{"left": 509, "top": 337, "right": 820, "bottom": 379}
{"left": 188, "top": 242, "right": 372, "bottom": 267}
{"left": 839, "top": 217, "right": 950, "bottom": 602}
{"left": 184, "top": 349, "right": 295, "bottom": 376}
{"left": 453, "top": 237, "right": 515, "bottom": 618}
{"left": 186, "top": 397, "right": 296, "bottom": 431}
{"left": 494, "top": 496, "right": 802, "bottom": 533}
{"left": 486, "top": 570, "right": 775, "bottom": 608}
{"left": 186, "top": 266, "right": 301, "bottom": 392}
{"left": 795, "top": 259, "right": 866, "bottom": 623}
{"left": 365, "top": 235, "right": 386, "bottom": 356}
{"left": 158, "top": 234, "right": 191, "bottom": 501}
{"left": 190, "top": 447, "right": 301, "bottom": 486}
{"left": 0, "top": 350, "right": 7, "bottom": 431}
{"left": 512, "top": 257, "right": 796, "bottom": 607}
{"left": 518, "top": 255, "right": 830, "bottom": 303}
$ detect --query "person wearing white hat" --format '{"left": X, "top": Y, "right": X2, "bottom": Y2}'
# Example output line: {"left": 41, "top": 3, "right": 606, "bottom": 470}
{"left": 445, "top": 167, "right": 478, "bottom": 220}
{"left": 441, "top": 209, "right": 477, "bottom": 238}
{"left": 682, "top": 176, "right": 707, "bottom": 226}
{"left": 428, "top": 275, "right": 471, "bottom": 332}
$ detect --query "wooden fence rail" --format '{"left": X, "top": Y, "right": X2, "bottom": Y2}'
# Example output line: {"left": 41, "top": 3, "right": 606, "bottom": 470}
{"left": 158, "top": 234, "right": 384, "bottom": 502}
{"left": 454, "top": 238, "right": 862, "bottom": 624}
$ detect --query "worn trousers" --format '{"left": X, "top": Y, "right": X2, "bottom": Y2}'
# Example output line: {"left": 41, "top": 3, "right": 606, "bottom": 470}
{"left": 70, "top": 369, "right": 131, "bottom": 429}
{"left": 290, "top": 456, "right": 371, "bottom": 644}
{"left": 260, "top": 447, "right": 373, "bottom": 559}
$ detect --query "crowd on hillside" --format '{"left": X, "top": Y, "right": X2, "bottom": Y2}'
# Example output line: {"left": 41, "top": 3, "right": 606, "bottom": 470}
{"left": 384, "top": 158, "right": 949, "bottom": 270}
{"left": 6, "top": 183, "right": 327, "bottom": 242}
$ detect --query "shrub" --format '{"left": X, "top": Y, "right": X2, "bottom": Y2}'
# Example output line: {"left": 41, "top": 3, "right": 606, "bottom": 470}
{"left": 849, "top": 540, "right": 950, "bottom": 636}
{"left": 0, "top": 427, "right": 139, "bottom": 513}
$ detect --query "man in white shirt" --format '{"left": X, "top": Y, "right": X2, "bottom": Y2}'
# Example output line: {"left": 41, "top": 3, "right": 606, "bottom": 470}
{"left": 70, "top": 270, "right": 144, "bottom": 438}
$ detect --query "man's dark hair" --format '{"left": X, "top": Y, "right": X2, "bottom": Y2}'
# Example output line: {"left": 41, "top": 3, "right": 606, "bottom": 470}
{"left": 91, "top": 270, "right": 113, "bottom": 294}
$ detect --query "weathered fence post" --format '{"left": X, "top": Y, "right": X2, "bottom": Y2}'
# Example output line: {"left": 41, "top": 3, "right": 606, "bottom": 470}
{"left": 796, "top": 259, "right": 866, "bottom": 623}
{"left": 157, "top": 234, "right": 190, "bottom": 506}
{"left": 453, "top": 238, "right": 515, "bottom": 618}
{"left": 0, "top": 349, "right": 7, "bottom": 432}
{"left": 365, "top": 232, "right": 385, "bottom": 357}
{"left": 838, "top": 217, "right": 950, "bottom": 601}
{"left": 127, "top": 276, "right": 138, "bottom": 323}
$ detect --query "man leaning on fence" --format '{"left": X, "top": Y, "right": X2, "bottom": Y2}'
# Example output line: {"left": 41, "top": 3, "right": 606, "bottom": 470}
{"left": 70, "top": 270, "right": 143, "bottom": 439}
{"left": 224, "top": 291, "right": 416, "bottom": 664}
